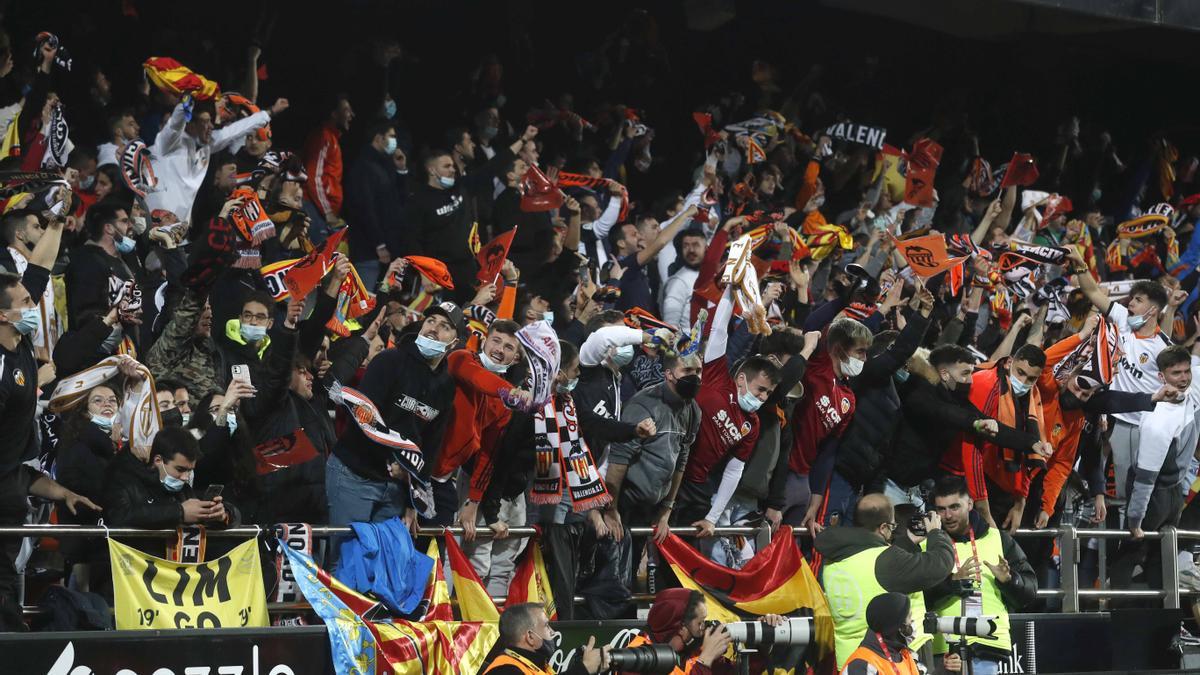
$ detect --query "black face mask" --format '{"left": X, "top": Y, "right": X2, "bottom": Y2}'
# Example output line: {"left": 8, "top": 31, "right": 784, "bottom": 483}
{"left": 534, "top": 638, "right": 554, "bottom": 662}
{"left": 1059, "top": 389, "right": 1086, "bottom": 411}
{"left": 161, "top": 407, "right": 184, "bottom": 428}
{"left": 674, "top": 374, "right": 702, "bottom": 400}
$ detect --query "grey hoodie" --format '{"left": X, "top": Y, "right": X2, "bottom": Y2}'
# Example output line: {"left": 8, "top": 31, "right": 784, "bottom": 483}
{"left": 607, "top": 382, "right": 700, "bottom": 508}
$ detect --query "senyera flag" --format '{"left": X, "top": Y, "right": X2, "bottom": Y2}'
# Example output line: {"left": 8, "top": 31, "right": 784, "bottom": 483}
{"left": 892, "top": 233, "right": 969, "bottom": 278}
{"left": 656, "top": 526, "right": 835, "bottom": 674}
{"left": 282, "top": 543, "right": 497, "bottom": 675}
{"left": 1000, "top": 152, "right": 1039, "bottom": 189}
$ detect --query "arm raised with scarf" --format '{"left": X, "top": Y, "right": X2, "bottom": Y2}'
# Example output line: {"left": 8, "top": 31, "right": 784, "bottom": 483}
{"left": 211, "top": 101, "right": 283, "bottom": 153}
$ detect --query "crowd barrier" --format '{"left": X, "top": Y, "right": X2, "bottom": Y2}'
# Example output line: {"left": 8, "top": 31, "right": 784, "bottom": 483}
{"left": 2, "top": 522, "right": 1195, "bottom": 615}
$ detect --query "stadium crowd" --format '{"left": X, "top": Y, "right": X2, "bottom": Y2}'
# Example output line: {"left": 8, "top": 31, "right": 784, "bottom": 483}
{"left": 1, "top": 7, "right": 1199, "bottom": 674}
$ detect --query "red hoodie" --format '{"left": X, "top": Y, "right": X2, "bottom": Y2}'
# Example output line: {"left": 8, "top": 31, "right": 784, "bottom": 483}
{"left": 431, "top": 349, "right": 514, "bottom": 500}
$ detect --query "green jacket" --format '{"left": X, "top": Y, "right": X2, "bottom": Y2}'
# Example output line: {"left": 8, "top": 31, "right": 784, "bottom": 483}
{"left": 145, "top": 289, "right": 220, "bottom": 396}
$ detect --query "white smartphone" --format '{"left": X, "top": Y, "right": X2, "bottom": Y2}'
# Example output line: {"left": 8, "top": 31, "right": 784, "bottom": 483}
{"left": 231, "top": 364, "right": 251, "bottom": 384}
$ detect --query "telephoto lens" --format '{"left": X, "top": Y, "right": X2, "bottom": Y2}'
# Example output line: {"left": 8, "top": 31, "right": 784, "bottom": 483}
{"left": 724, "top": 617, "right": 813, "bottom": 648}
{"left": 923, "top": 614, "right": 998, "bottom": 639}
{"left": 605, "top": 644, "right": 680, "bottom": 673}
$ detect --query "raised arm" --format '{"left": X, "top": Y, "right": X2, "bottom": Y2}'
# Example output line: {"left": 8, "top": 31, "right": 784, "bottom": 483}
{"left": 638, "top": 204, "right": 698, "bottom": 268}
{"left": 704, "top": 285, "right": 735, "bottom": 364}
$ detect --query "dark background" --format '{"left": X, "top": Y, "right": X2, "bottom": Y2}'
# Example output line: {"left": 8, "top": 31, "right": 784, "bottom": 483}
{"left": 3, "top": 0, "right": 1199, "bottom": 196}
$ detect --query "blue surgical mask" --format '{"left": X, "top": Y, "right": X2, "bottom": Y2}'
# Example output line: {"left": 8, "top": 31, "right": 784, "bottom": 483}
{"left": 1008, "top": 374, "right": 1031, "bottom": 397}
{"left": 612, "top": 344, "right": 635, "bottom": 368}
{"left": 116, "top": 235, "right": 137, "bottom": 254}
{"left": 226, "top": 412, "right": 238, "bottom": 435}
{"left": 240, "top": 323, "right": 267, "bottom": 343}
{"left": 11, "top": 307, "right": 40, "bottom": 335}
{"left": 557, "top": 377, "right": 578, "bottom": 394}
{"left": 383, "top": 99, "right": 397, "bottom": 120}
{"left": 543, "top": 311, "right": 554, "bottom": 326}
{"left": 893, "top": 369, "right": 910, "bottom": 384}
{"left": 738, "top": 387, "right": 763, "bottom": 413}
{"left": 161, "top": 474, "right": 186, "bottom": 492}
{"left": 1126, "top": 313, "right": 1148, "bottom": 331}
{"left": 480, "top": 351, "right": 509, "bottom": 374}
{"left": 481, "top": 126, "right": 499, "bottom": 140}
{"left": 384, "top": 137, "right": 398, "bottom": 155}
{"left": 80, "top": 174, "right": 96, "bottom": 191}
{"left": 842, "top": 356, "right": 865, "bottom": 378}
{"left": 415, "top": 333, "right": 449, "bottom": 359}
{"left": 438, "top": 175, "right": 456, "bottom": 189}
{"left": 91, "top": 413, "right": 116, "bottom": 430}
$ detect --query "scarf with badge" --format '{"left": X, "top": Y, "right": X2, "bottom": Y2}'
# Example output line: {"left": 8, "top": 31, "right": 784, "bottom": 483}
{"left": 516, "top": 320, "right": 561, "bottom": 413}
{"left": 49, "top": 356, "right": 162, "bottom": 460}
{"left": 1052, "top": 317, "right": 1120, "bottom": 388}
{"left": 530, "top": 394, "right": 611, "bottom": 511}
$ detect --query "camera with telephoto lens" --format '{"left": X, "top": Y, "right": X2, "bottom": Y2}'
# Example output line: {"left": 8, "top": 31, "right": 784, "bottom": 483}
{"left": 725, "top": 617, "right": 813, "bottom": 648}
{"left": 923, "top": 612, "right": 998, "bottom": 639}
{"left": 605, "top": 644, "right": 679, "bottom": 673}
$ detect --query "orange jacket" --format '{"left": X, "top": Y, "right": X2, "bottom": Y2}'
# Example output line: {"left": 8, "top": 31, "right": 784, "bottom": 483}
{"left": 963, "top": 359, "right": 1049, "bottom": 501}
{"left": 432, "top": 350, "right": 513, "bottom": 500}
{"left": 1037, "top": 335, "right": 1084, "bottom": 517}
{"left": 303, "top": 122, "right": 344, "bottom": 218}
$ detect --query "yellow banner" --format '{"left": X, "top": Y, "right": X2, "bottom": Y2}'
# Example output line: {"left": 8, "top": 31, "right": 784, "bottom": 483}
{"left": 109, "top": 537, "right": 268, "bottom": 630}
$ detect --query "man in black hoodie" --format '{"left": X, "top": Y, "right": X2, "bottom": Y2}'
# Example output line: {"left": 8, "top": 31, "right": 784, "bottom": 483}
{"left": 344, "top": 120, "right": 406, "bottom": 290}
{"left": 327, "top": 302, "right": 460, "bottom": 528}
{"left": 404, "top": 125, "right": 538, "bottom": 301}
{"left": 817, "top": 493, "right": 953, "bottom": 668}
{"left": 883, "top": 345, "right": 1041, "bottom": 509}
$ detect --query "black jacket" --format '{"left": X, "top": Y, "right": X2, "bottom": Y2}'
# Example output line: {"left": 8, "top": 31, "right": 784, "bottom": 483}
{"left": 101, "top": 451, "right": 240, "bottom": 553}
{"left": 493, "top": 186, "right": 555, "bottom": 278}
{"left": 343, "top": 145, "right": 406, "bottom": 260}
{"left": 331, "top": 333, "right": 455, "bottom": 482}
{"left": 53, "top": 315, "right": 119, "bottom": 379}
{"left": 403, "top": 147, "right": 515, "bottom": 296}
{"left": 836, "top": 310, "right": 931, "bottom": 489}
{"left": 885, "top": 376, "right": 1039, "bottom": 489}
{"left": 55, "top": 422, "right": 116, "bottom": 525}
{"left": 816, "top": 525, "right": 955, "bottom": 594}
{"left": 573, "top": 364, "right": 639, "bottom": 462}
{"left": 64, "top": 243, "right": 144, "bottom": 345}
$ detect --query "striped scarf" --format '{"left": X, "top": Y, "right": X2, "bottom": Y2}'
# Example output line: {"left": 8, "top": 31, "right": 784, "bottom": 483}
{"left": 49, "top": 356, "right": 161, "bottom": 460}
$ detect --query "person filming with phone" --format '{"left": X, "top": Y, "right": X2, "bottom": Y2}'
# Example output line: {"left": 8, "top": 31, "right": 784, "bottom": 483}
{"left": 103, "top": 428, "right": 240, "bottom": 553}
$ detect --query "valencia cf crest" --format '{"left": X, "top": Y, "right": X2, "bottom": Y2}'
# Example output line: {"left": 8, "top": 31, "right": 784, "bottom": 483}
{"left": 840, "top": 397, "right": 851, "bottom": 413}
{"left": 12, "top": 368, "right": 24, "bottom": 387}
{"left": 1139, "top": 353, "right": 1149, "bottom": 365}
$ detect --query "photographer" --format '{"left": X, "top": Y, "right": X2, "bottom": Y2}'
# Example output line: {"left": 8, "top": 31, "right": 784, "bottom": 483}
{"left": 482, "top": 603, "right": 610, "bottom": 674}
{"left": 926, "top": 476, "right": 1036, "bottom": 674}
{"left": 818, "top": 493, "right": 954, "bottom": 668}
{"left": 621, "top": 588, "right": 784, "bottom": 674}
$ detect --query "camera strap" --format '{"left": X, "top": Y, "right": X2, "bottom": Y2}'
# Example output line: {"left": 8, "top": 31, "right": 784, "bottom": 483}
{"left": 873, "top": 632, "right": 903, "bottom": 675}
{"left": 950, "top": 527, "right": 983, "bottom": 585}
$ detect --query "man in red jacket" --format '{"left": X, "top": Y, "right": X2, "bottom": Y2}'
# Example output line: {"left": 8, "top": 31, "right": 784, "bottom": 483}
{"left": 303, "top": 93, "right": 354, "bottom": 229}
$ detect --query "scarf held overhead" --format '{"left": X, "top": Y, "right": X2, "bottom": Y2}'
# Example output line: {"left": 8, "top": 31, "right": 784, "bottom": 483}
{"left": 49, "top": 356, "right": 162, "bottom": 459}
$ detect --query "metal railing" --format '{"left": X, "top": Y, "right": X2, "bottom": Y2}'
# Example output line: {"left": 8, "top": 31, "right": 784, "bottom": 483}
{"left": 3, "top": 523, "right": 1195, "bottom": 615}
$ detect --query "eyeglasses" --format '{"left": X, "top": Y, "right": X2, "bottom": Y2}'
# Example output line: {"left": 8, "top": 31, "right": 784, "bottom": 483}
{"left": 241, "top": 311, "right": 270, "bottom": 323}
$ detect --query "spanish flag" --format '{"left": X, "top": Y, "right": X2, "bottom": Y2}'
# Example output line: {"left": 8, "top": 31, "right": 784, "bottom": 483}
{"left": 418, "top": 539, "right": 453, "bottom": 622}
{"left": 143, "top": 56, "right": 220, "bottom": 100}
{"left": 505, "top": 533, "right": 556, "bottom": 620}
{"left": 444, "top": 533, "right": 500, "bottom": 622}
{"left": 801, "top": 211, "right": 853, "bottom": 262}
{"left": 657, "top": 527, "right": 835, "bottom": 673}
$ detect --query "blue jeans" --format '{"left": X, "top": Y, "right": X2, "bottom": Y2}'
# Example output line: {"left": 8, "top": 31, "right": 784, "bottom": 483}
{"left": 325, "top": 454, "right": 406, "bottom": 526}
{"left": 936, "top": 654, "right": 1003, "bottom": 675}
{"left": 820, "top": 469, "right": 859, "bottom": 527}
{"left": 302, "top": 199, "right": 333, "bottom": 246}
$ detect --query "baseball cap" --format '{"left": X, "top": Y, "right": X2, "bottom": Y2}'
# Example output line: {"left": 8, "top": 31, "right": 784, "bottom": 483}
{"left": 424, "top": 301, "right": 465, "bottom": 336}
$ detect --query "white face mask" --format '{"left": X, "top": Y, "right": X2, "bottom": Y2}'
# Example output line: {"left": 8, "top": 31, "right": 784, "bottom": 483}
{"left": 842, "top": 355, "right": 865, "bottom": 378}
{"left": 480, "top": 350, "right": 509, "bottom": 374}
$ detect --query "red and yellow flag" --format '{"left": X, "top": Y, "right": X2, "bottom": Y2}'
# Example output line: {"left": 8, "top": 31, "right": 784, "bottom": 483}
{"left": 656, "top": 526, "right": 835, "bottom": 672}
{"left": 373, "top": 620, "right": 498, "bottom": 674}
{"left": 444, "top": 533, "right": 500, "bottom": 622}
{"left": 143, "top": 56, "right": 220, "bottom": 100}
{"left": 505, "top": 534, "right": 556, "bottom": 620}
{"left": 419, "top": 540, "right": 453, "bottom": 622}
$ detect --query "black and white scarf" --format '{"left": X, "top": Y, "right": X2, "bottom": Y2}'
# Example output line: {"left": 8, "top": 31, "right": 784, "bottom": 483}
{"left": 531, "top": 395, "right": 611, "bottom": 512}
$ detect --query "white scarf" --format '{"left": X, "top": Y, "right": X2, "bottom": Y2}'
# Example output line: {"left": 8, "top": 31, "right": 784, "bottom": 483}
{"left": 49, "top": 356, "right": 161, "bottom": 460}
{"left": 6, "top": 247, "right": 59, "bottom": 354}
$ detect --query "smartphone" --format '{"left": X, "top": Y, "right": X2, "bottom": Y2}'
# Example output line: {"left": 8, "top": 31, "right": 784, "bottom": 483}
{"left": 202, "top": 484, "right": 224, "bottom": 501}
{"left": 231, "top": 364, "right": 250, "bottom": 384}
